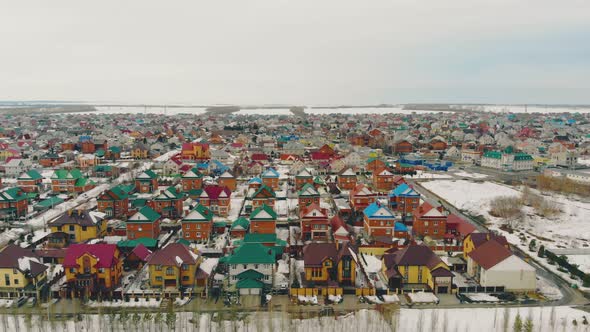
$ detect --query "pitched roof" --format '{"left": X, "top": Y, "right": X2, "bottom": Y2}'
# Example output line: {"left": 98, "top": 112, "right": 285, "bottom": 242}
{"left": 468, "top": 239, "right": 513, "bottom": 270}
{"left": 136, "top": 169, "right": 158, "bottom": 180}
{"left": 17, "top": 169, "right": 43, "bottom": 181}
{"left": 250, "top": 204, "right": 277, "bottom": 221}
{"left": 261, "top": 168, "right": 280, "bottom": 178}
{"left": 363, "top": 202, "right": 395, "bottom": 219}
{"left": 298, "top": 183, "right": 319, "bottom": 197}
{"left": 51, "top": 210, "right": 106, "bottom": 227}
{"left": 128, "top": 206, "right": 161, "bottom": 223}
{"left": 63, "top": 243, "right": 119, "bottom": 269}
{"left": 303, "top": 242, "right": 357, "bottom": 267}
{"left": 231, "top": 217, "right": 250, "bottom": 231}
{"left": 183, "top": 204, "right": 213, "bottom": 222}
{"left": 390, "top": 183, "right": 419, "bottom": 197}
{"left": 130, "top": 243, "right": 152, "bottom": 261}
{"left": 202, "top": 185, "right": 231, "bottom": 200}
{"left": 182, "top": 168, "right": 203, "bottom": 179}
{"left": 0, "top": 245, "right": 47, "bottom": 277}
{"left": 225, "top": 243, "right": 276, "bottom": 264}
{"left": 147, "top": 243, "right": 199, "bottom": 266}
{"left": 391, "top": 244, "right": 445, "bottom": 270}
{"left": 350, "top": 183, "right": 375, "bottom": 197}
{"left": 154, "top": 186, "right": 183, "bottom": 200}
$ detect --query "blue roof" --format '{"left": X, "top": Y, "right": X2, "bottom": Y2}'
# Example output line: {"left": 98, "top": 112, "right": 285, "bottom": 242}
{"left": 363, "top": 202, "right": 394, "bottom": 219}
{"left": 261, "top": 167, "right": 280, "bottom": 178}
{"left": 394, "top": 222, "right": 408, "bottom": 232}
{"left": 390, "top": 183, "right": 419, "bottom": 198}
{"left": 248, "top": 177, "right": 262, "bottom": 184}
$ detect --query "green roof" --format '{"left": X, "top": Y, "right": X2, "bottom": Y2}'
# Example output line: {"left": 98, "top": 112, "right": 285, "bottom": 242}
{"left": 483, "top": 151, "right": 502, "bottom": 159}
{"left": 250, "top": 204, "right": 277, "bottom": 221}
{"left": 243, "top": 233, "right": 287, "bottom": 247}
{"left": 514, "top": 152, "right": 533, "bottom": 161}
{"left": 137, "top": 169, "right": 158, "bottom": 180}
{"left": 75, "top": 177, "right": 95, "bottom": 187}
{"left": 109, "top": 146, "right": 122, "bottom": 153}
{"left": 0, "top": 187, "right": 27, "bottom": 201}
{"left": 52, "top": 168, "right": 83, "bottom": 180}
{"left": 176, "top": 238, "right": 191, "bottom": 246}
{"left": 17, "top": 169, "right": 43, "bottom": 181}
{"left": 154, "top": 186, "right": 183, "bottom": 200}
{"left": 224, "top": 243, "right": 276, "bottom": 264}
{"left": 297, "top": 183, "right": 319, "bottom": 197}
{"left": 182, "top": 204, "right": 213, "bottom": 222}
{"left": 237, "top": 269, "right": 264, "bottom": 280}
{"left": 128, "top": 206, "right": 161, "bottom": 223}
{"left": 236, "top": 278, "right": 264, "bottom": 289}
{"left": 252, "top": 185, "right": 276, "bottom": 199}
{"left": 95, "top": 149, "right": 105, "bottom": 157}
{"left": 94, "top": 165, "right": 113, "bottom": 172}
{"left": 35, "top": 196, "right": 64, "bottom": 208}
{"left": 131, "top": 198, "right": 147, "bottom": 208}
{"left": 117, "top": 237, "right": 158, "bottom": 248}
{"left": 182, "top": 168, "right": 203, "bottom": 179}
{"left": 231, "top": 217, "right": 250, "bottom": 231}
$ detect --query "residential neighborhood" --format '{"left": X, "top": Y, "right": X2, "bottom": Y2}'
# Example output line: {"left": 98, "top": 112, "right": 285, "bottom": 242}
{"left": 0, "top": 105, "right": 587, "bottom": 321}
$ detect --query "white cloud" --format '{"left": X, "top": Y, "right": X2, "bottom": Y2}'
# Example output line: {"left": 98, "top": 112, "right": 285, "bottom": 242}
{"left": 1, "top": 0, "right": 589, "bottom": 104}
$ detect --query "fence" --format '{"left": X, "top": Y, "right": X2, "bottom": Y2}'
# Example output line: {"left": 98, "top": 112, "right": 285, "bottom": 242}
{"left": 290, "top": 287, "right": 343, "bottom": 297}
{"left": 457, "top": 286, "right": 505, "bottom": 294}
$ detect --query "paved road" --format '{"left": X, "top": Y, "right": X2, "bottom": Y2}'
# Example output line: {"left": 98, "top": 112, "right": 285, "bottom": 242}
{"left": 408, "top": 178, "right": 589, "bottom": 307}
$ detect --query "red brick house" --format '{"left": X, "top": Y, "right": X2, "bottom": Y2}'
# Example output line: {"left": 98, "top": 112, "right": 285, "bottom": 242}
{"left": 126, "top": 206, "right": 161, "bottom": 240}
{"left": 366, "top": 158, "right": 386, "bottom": 173}
{"left": 198, "top": 185, "right": 231, "bottom": 217}
{"left": 337, "top": 168, "right": 357, "bottom": 190}
{"left": 393, "top": 140, "right": 413, "bottom": 154}
{"left": 135, "top": 170, "right": 158, "bottom": 194}
{"left": 17, "top": 170, "right": 43, "bottom": 193}
{"left": 249, "top": 204, "right": 277, "bottom": 234}
{"left": 260, "top": 168, "right": 280, "bottom": 190}
{"left": 97, "top": 185, "right": 130, "bottom": 218}
{"left": 218, "top": 171, "right": 236, "bottom": 191}
{"left": 363, "top": 202, "right": 396, "bottom": 237}
{"left": 299, "top": 203, "right": 330, "bottom": 241}
{"left": 297, "top": 183, "right": 320, "bottom": 209}
{"left": 181, "top": 204, "right": 213, "bottom": 243}
{"left": 413, "top": 202, "right": 447, "bottom": 238}
{"left": 0, "top": 187, "right": 28, "bottom": 219}
{"left": 349, "top": 184, "right": 377, "bottom": 212}
{"left": 295, "top": 169, "right": 313, "bottom": 190}
{"left": 249, "top": 184, "right": 276, "bottom": 210}
{"left": 151, "top": 186, "right": 184, "bottom": 218}
{"left": 372, "top": 168, "right": 395, "bottom": 191}
{"left": 181, "top": 168, "right": 203, "bottom": 193}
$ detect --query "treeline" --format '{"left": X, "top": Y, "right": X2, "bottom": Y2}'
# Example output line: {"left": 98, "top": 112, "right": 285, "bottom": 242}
{"left": 536, "top": 175, "right": 590, "bottom": 197}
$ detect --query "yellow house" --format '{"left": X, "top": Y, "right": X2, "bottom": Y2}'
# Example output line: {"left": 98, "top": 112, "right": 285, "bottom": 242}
{"left": 131, "top": 146, "right": 149, "bottom": 159}
{"left": 147, "top": 243, "right": 201, "bottom": 289}
{"left": 463, "top": 232, "right": 509, "bottom": 259}
{"left": 49, "top": 209, "right": 107, "bottom": 244}
{"left": 0, "top": 245, "right": 48, "bottom": 299}
{"left": 63, "top": 243, "right": 123, "bottom": 297}
{"left": 382, "top": 244, "right": 453, "bottom": 294}
{"left": 303, "top": 242, "right": 357, "bottom": 286}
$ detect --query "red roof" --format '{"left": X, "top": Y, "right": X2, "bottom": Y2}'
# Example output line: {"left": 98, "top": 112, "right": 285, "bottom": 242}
{"left": 310, "top": 152, "right": 331, "bottom": 161}
{"left": 63, "top": 244, "right": 119, "bottom": 269}
{"left": 147, "top": 243, "right": 198, "bottom": 266}
{"left": 468, "top": 239, "right": 513, "bottom": 270}
{"left": 446, "top": 214, "right": 476, "bottom": 236}
{"left": 203, "top": 185, "right": 231, "bottom": 199}
{"left": 251, "top": 153, "right": 268, "bottom": 161}
{"left": 413, "top": 202, "right": 446, "bottom": 219}
{"left": 130, "top": 243, "right": 152, "bottom": 261}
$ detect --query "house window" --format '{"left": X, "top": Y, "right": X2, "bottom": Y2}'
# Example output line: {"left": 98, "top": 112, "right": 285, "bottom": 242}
{"left": 424, "top": 221, "right": 429, "bottom": 227}
{"left": 243, "top": 264, "right": 248, "bottom": 270}
{"left": 14, "top": 279, "right": 19, "bottom": 285}
{"left": 155, "top": 265, "right": 162, "bottom": 271}
{"left": 182, "top": 264, "right": 189, "bottom": 271}
{"left": 82, "top": 226, "right": 87, "bottom": 231}
{"left": 386, "top": 229, "right": 391, "bottom": 235}
{"left": 264, "top": 275, "right": 269, "bottom": 281}
{"left": 182, "top": 276, "right": 189, "bottom": 281}
{"left": 4, "top": 275, "right": 9, "bottom": 286}
{"left": 254, "top": 264, "right": 259, "bottom": 269}
{"left": 434, "top": 229, "right": 438, "bottom": 234}
{"left": 196, "top": 232, "right": 201, "bottom": 237}
{"left": 69, "top": 225, "right": 75, "bottom": 231}
{"left": 156, "top": 276, "right": 163, "bottom": 281}
{"left": 98, "top": 268, "right": 104, "bottom": 273}
{"left": 185, "top": 232, "right": 190, "bottom": 238}
{"left": 57, "top": 226, "right": 62, "bottom": 231}
{"left": 166, "top": 267, "right": 174, "bottom": 275}
{"left": 418, "top": 267, "right": 423, "bottom": 283}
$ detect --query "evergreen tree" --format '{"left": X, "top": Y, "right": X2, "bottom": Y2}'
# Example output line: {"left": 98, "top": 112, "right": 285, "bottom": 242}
{"left": 513, "top": 313, "right": 522, "bottom": 332}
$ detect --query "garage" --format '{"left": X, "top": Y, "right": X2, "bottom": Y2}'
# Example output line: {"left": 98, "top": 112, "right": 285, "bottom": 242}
{"left": 236, "top": 278, "right": 264, "bottom": 295}
{"left": 239, "top": 288, "right": 261, "bottom": 295}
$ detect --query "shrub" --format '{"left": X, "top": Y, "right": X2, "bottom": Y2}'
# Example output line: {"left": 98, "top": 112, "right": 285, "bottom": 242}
{"left": 489, "top": 196, "right": 522, "bottom": 219}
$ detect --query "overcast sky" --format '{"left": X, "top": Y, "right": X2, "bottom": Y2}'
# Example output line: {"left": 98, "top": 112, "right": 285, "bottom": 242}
{"left": 1, "top": 0, "right": 589, "bottom": 105}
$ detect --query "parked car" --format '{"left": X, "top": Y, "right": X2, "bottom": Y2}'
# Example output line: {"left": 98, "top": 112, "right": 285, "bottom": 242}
{"left": 26, "top": 297, "right": 36, "bottom": 307}
{"left": 13, "top": 296, "right": 27, "bottom": 308}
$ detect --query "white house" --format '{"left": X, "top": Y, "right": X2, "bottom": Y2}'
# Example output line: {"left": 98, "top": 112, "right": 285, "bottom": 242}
{"left": 467, "top": 240, "right": 536, "bottom": 292}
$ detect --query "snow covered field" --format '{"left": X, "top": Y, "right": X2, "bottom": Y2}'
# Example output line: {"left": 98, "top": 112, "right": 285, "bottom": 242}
{"left": 453, "top": 170, "right": 488, "bottom": 179}
{"left": 304, "top": 107, "right": 448, "bottom": 115}
{"left": 3, "top": 306, "right": 586, "bottom": 331}
{"left": 421, "top": 180, "right": 590, "bottom": 249}
{"left": 234, "top": 108, "right": 293, "bottom": 116}
{"left": 76, "top": 106, "right": 208, "bottom": 115}
{"left": 476, "top": 104, "right": 590, "bottom": 114}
